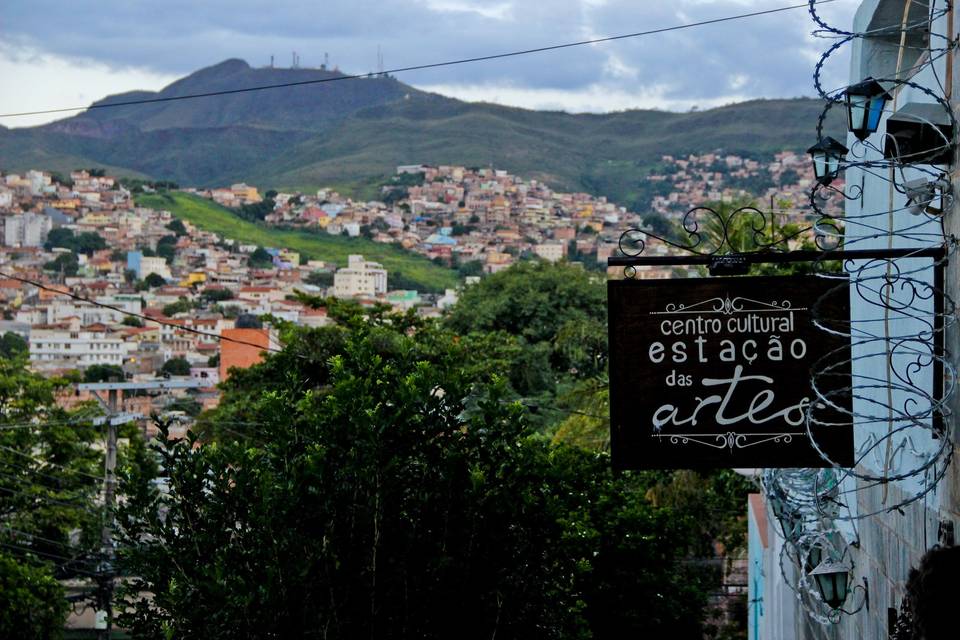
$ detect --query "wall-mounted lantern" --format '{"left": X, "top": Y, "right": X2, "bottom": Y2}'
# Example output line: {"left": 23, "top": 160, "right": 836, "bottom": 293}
{"left": 845, "top": 77, "right": 891, "bottom": 141}
{"left": 808, "top": 137, "right": 849, "bottom": 186}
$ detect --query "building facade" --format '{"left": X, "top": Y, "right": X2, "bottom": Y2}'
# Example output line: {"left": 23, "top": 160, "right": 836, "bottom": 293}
{"left": 333, "top": 254, "right": 388, "bottom": 298}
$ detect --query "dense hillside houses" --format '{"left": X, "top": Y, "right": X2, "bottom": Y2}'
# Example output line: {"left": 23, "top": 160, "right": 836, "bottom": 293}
{"left": 0, "top": 153, "right": 819, "bottom": 412}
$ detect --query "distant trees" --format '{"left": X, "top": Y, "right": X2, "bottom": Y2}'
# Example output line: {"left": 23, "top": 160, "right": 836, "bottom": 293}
{"left": 247, "top": 247, "right": 274, "bottom": 269}
{"left": 162, "top": 298, "right": 193, "bottom": 317}
{"left": 141, "top": 273, "right": 167, "bottom": 289}
{"left": 200, "top": 288, "right": 234, "bottom": 303}
{"left": 0, "top": 332, "right": 27, "bottom": 359}
{"left": 160, "top": 357, "right": 191, "bottom": 377}
{"left": 156, "top": 235, "right": 178, "bottom": 263}
{"left": 83, "top": 364, "right": 124, "bottom": 383}
{"left": 166, "top": 219, "right": 188, "bottom": 236}
{"left": 43, "top": 252, "right": 79, "bottom": 277}
{"left": 44, "top": 228, "right": 106, "bottom": 255}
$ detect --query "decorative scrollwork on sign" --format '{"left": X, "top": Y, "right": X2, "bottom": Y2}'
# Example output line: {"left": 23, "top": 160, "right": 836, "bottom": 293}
{"left": 652, "top": 296, "right": 802, "bottom": 316}
{"left": 616, "top": 205, "right": 819, "bottom": 277}
{"left": 655, "top": 432, "right": 800, "bottom": 451}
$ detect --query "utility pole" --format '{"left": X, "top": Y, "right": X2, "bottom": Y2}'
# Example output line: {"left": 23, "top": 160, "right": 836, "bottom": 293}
{"left": 97, "top": 388, "right": 119, "bottom": 640}
{"left": 80, "top": 378, "right": 207, "bottom": 638}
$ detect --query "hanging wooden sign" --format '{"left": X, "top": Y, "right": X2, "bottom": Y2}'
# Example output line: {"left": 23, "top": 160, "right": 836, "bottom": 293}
{"left": 608, "top": 275, "right": 853, "bottom": 470}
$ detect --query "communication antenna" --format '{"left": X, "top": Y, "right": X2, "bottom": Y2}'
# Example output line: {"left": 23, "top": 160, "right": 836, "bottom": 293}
{"left": 270, "top": 55, "right": 274, "bottom": 68}
{"left": 377, "top": 45, "right": 384, "bottom": 76}
{"left": 323, "top": 52, "right": 329, "bottom": 70}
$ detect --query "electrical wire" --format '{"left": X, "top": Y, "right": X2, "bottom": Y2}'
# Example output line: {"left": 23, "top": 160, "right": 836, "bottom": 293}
{"left": 0, "top": 269, "right": 290, "bottom": 357}
{"left": 0, "top": 0, "right": 838, "bottom": 120}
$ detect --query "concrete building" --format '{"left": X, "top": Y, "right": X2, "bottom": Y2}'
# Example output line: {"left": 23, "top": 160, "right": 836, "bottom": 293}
{"left": 333, "top": 254, "right": 387, "bottom": 298}
{"left": 3, "top": 211, "right": 52, "bottom": 247}
{"left": 29, "top": 321, "right": 134, "bottom": 370}
{"left": 127, "top": 251, "right": 172, "bottom": 281}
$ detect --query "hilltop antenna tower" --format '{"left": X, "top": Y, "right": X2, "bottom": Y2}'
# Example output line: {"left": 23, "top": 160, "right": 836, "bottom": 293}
{"left": 377, "top": 45, "right": 384, "bottom": 76}
{"left": 270, "top": 54, "right": 274, "bottom": 68}
{"left": 323, "top": 52, "right": 329, "bottom": 70}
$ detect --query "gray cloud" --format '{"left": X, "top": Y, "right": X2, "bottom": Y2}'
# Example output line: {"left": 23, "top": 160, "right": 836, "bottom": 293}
{"left": 2, "top": 0, "right": 857, "bottom": 109}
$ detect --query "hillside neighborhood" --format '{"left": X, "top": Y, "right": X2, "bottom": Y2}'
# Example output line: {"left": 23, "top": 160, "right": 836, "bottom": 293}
{"left": 0, "top": 150, "right": 823, "bottom": 420}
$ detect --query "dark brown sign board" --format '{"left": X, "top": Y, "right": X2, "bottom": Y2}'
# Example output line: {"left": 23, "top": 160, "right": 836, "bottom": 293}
{"left": 608, "top": 275, "right": 853, "bottom": 470}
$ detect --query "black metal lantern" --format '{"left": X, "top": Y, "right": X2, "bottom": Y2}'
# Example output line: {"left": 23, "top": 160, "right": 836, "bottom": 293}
{"left": 810, "top": 560, "right": 850, "bottom": 609}
{"left": 807, "top": 137, "right": 849, "bottom": 185}
{"left": 845, "top": 78, "right": 892, "bottom": 140}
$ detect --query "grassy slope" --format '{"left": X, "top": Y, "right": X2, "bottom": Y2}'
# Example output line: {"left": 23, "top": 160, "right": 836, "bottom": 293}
{"left": 135, "top": 192, "right": 458, "bottom": 293}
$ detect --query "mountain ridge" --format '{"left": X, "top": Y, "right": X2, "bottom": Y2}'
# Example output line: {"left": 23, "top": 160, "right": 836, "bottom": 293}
{"left": 0, "top": 59, "right": 842, "bottom": 207}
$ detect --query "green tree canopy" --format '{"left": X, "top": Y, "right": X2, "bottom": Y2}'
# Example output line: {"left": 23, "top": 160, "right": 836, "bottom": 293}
{"left": 83, "top": 364, "right": 124, "bottom": 383}
{"left": 160, "top": 357, "right": 191, "bottom": 377}
{"left": 0, "top": 332, "right": 27, "bottom": 359}
{"left": 118, "top": 316, "right": 713, "bottom": 639}
{"left": 248, "top": 247, "right": 274, "bottom": 269}
{"left": 0, "top": 355, "right": 105, "bottom": 637}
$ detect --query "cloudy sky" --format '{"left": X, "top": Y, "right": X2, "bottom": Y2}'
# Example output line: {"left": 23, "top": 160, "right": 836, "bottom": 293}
{"left": 1, "top": 0, "right": 858, "bottom": 128}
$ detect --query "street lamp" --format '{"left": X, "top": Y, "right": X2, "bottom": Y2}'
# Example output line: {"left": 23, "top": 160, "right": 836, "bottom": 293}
{"left": 808, "top": 137, "right": 849, "bottom": 186}
{"left": 845, "top": 77, "right": 892, "bottom": 141}
{"left": 810, "top": 560, "right": 850, "bottom": 609}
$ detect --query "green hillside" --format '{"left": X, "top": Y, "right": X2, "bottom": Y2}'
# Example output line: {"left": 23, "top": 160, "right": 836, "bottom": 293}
{"left": 135, "top": 192, "right": 458, "bottom": 293}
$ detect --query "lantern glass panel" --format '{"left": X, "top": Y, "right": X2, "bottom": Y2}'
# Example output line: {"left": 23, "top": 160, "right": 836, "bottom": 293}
{"left": 847, "top": 93, "right": 869, "bottom": 133}
{"left": 812, "top": 151, "right": 828, "bottom": 180}
{"left": 867, "top": 95, "right": 886, "bottom": 132}
{"left": 826, "top": 154, "right": 841, "bottom": 177}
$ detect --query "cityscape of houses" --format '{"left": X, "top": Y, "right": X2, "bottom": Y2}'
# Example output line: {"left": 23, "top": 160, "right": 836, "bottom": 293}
{"left": 0, "top": 152, "right": 820, "bottom": 419}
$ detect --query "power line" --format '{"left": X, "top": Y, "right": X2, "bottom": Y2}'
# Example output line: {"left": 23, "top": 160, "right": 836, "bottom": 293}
{"left": 0, "top": 269, "right": 288, "bottom": 356}
{"left": 0, "top": 0, "right": 838, "bottom": 120}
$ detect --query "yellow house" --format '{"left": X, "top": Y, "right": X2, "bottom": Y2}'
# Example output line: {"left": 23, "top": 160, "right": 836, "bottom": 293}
{"left": 78, "top": 213, "right": 112, "bottom": 226}
{"left": 179, "top": 272, "right": 207, "bottom": 287}
{"left": 278, "top": 250, "right": 300, "bottom": 265}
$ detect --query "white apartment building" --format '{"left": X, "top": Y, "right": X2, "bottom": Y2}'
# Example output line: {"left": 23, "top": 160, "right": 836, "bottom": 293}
{"left": 534, "top": 242, "right": 566, "bottom": 263}
{"left": 3, "top": 211, "right": 52, "bottom": 247}
{"left": 139, "top": 256, "right": 172, "bottom": 280}
{"left": 29, "top": 322, "right": 134, "bottom": 369}
{"left": 333, "top": 254, "right": 387, "bottom": 298}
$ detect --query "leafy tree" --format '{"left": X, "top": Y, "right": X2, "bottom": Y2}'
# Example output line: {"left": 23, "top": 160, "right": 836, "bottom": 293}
{"left": 445, "top": 260, "right": 605, "bottom": 351}
{"left": 166, "top": 219, "right": 188, "bottom": 236}
{"left": 162, "top": 298, "right": 193, "bottom": 317}
{"left": 83, "top": 364, "right": 124, "bottom": 383}
{"left": 304, "top": 271, "right": 334, "bottom": 288}
{"left": 159, "top": 357, "right": 191, "bottom": 377}
{"left": 43, "top": 252, "right": 79, "bottom": 277}
{"left": 117, "top": 317, "right": 713, "bottom": 639}
{"left": 200, "top": 288, "right": 234, "bottom": 303}
{"left": 0, "top": 355, "right": 105, "bottom": 635}
{"left": 43, "top": 228, "right": 75, "bottom": 251}
{"left": 142, "top": 272, "right": 166, "bottom": 289}
{"left": 456, "top": 260, "right": 483, "bottom": 278}
{"left": 0, "top": 551, "right": 69, "bottom": 639}
{"left": 0, "top": 332, "right": 27, "bottom": 359}
{"left": 121, "top": 316, "right": 144, "bottom": 328}
{"left": 248, "top": 247, "right": 274, "bottom": 269}
{"left": 43, "top": 228, "right": 106, "bottom": 255}
{"left": 207, "top": 353, "right": 220, "bottom": 368}
{"left": 156, "top": 235, "right": 178, "bottom": 263}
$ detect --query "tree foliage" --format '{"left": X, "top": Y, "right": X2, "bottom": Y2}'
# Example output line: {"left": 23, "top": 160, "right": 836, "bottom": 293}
{"left": 43, "top": 228, "right": 106, "bottom": 256}
{"left": 160, "top": 357, "right": 191, "bottom": 377}
{"left": 0, "top": 356, "right": 103, "bottom": 637}
{"left": 118, "top": 315, "right": 714, "bottom": 639}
